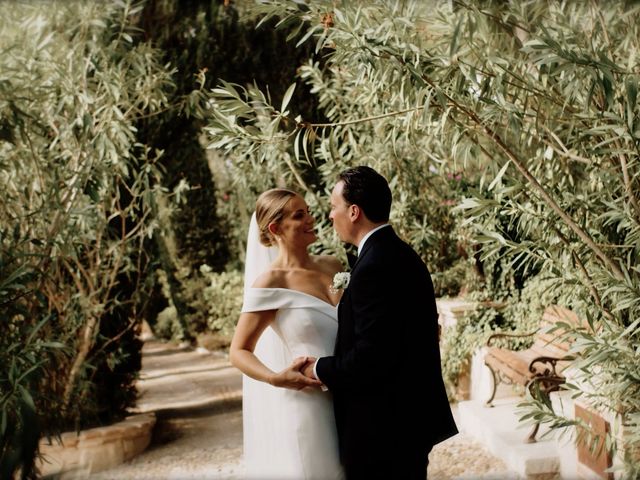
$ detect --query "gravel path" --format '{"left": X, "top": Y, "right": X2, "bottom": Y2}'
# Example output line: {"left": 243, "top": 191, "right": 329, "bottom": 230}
{"left": 91, "top": 340, "right": 513, "bottom": 480}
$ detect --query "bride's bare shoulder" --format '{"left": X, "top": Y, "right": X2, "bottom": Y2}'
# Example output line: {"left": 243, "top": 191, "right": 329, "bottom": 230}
{"left": 252, "top": 269, "right": 287, "bottom": 289}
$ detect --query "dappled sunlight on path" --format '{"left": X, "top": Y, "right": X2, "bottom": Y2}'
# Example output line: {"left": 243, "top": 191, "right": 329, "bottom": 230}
{"left": 91, "top": 340, "right": 243, "bottom": 479}
{"left": 130, "top": 341, "right": 242, "bottom": 417}
{"left": 429, "top": 406, "right": 511, "bottom": 479}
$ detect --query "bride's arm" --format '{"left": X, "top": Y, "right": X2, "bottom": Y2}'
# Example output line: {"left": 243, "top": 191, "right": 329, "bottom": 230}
{"left": 230, "top": 310, "right": 322, "bottom": 390}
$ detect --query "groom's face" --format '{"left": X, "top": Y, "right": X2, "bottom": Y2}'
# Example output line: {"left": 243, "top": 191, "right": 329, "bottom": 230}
{"left": 329, "top": 181, "right": 352, "bottom": 244}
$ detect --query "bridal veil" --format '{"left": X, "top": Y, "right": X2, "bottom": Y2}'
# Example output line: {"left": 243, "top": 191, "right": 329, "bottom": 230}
{"left": 241, "top": 212, "right": 289, "bottom": 477}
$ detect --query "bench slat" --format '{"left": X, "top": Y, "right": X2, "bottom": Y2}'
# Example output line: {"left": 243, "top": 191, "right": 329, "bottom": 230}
{"left": 530, "top": 342, "right": 568, "bottom": 358}
{"left": 485, "top": 350, "right": 531, "bottom": 385}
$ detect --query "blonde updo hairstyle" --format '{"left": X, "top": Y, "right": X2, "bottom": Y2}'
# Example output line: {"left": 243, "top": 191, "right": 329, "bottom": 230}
{"left": 255, "top": 188, "right": 298, "bottom": 247}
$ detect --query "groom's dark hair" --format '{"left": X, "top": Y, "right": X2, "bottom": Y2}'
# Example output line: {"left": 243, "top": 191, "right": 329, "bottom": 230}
{"left": 339, "top": 166, "right": 391, "bottom": 223}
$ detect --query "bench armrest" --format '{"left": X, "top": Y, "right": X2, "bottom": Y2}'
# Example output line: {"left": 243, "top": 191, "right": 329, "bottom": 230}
{"left": 486, "top": 331, "right": 537, "bottom": 347}
{"left": 528, "top": 355, "right": 576, "bottom": 377}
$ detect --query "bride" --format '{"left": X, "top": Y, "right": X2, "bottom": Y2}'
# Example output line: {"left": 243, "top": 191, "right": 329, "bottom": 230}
{"left": 229, "top": 188, "right": 345, "bottom": 479}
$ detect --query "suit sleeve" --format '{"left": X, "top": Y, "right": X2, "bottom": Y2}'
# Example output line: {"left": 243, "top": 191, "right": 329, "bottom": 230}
{"left": 316, "top": 262, "right": 406, "bottom": 392}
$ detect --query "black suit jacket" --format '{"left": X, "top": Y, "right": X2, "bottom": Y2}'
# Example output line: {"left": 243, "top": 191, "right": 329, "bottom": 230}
{"left": 316, "top": 226, "right": 458, "bottom": 473}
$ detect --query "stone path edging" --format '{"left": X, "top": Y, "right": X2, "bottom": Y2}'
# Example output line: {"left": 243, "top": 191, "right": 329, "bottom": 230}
{"left": 37, "top": 412, "right": 156, "bottom": 478}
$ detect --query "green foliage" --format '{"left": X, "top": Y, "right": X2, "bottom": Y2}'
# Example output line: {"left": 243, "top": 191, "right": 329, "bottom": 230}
{"left": 204, "top": 1, "right": 640, "bottom": 473}
{"left": 441, "top": 303, "right": 503, "bottom": 401}
{"left": 139, "top": 0, "right": 327, "bottom": 269}
{"left": 0, "top": 0, "right": 174, "bottom": 475}
{"left": 201, "top": 2, "right": 490, "bottom": 294}
{"left": 153, "top": 266, "right": 243, "bottom": 344}
{"left": 137, "top": 0, "right": 329, "bottom": 340}
{"left": 201, "top": 266, "right": 244, "bottom": 339}
{"left": 154, "top": 305, "right": 181, "bottom": 341}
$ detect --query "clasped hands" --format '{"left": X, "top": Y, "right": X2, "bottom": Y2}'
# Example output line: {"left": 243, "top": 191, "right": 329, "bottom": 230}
{"left": 269, "top": 356, "right": 321, "bottom": 391}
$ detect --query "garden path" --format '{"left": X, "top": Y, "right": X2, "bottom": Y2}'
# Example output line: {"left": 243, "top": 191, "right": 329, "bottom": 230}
{"left": 90, "top": 339, "right": 515, "bottom": 479}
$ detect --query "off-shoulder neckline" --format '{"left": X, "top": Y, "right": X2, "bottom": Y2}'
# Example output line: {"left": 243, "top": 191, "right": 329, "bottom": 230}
{"left": 248, "top": 287, "right": 338, "bottom": 308}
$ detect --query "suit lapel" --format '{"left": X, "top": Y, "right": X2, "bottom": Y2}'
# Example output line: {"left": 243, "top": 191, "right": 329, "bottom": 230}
{"left": 336, "top": 226, "right": 395, "bottom": 354}
{"left": 338, "top": 226, "right": 395, "bottom": 313}
{"left": 346, "top": 251, "right": 358, "bottom": 270}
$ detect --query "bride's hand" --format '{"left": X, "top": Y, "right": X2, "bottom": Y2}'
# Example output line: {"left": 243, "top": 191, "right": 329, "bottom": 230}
{"left": 269, "top": 357, "right": 323, "bottom": 390}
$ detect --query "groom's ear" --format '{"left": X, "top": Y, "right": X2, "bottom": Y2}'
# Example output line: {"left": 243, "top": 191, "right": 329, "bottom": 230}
{"left": 348, "top": 204, "right": 361, "bottom": 222}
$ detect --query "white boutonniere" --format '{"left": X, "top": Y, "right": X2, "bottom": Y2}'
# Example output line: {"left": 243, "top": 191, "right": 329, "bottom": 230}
{"left": 330, "top": 272, "right": 350, "bottom": 294}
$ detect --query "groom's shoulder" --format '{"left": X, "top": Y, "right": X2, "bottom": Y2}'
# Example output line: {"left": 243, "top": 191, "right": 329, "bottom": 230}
{"left": 379, "top": 236, "right": 427, "bottom": 269}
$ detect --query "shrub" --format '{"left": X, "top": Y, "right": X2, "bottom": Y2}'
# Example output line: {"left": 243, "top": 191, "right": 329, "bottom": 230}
{"left": 152, "top": 266, "right": 243, "bottom": 347}
{"left": 0, "top": 1, "right": 174, "bottom": 475}
{"left": 201, "top": 267, "right": 244, "bottom": 340}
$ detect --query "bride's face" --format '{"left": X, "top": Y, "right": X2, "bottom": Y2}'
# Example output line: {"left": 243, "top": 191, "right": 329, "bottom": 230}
{"left": 274, "top": 195, "right": 316, "bottom": 247}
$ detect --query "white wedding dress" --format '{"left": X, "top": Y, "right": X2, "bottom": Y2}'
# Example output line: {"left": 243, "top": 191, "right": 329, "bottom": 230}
{"left": 240, "top": 212, "right": 344, "bottom": 480}
{"left": 241, "top": 288, "right": 343, "bottom": 480}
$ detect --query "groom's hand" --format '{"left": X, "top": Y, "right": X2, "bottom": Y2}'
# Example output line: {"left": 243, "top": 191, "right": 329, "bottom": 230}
{"left": 301, "top": 357, "right": 317, "bottom": 379}
{"left": 270, "top": 356, "right": 323, "bottom": 390}
{"left": 301, "top": 357, "right": 328, "bottom": 392}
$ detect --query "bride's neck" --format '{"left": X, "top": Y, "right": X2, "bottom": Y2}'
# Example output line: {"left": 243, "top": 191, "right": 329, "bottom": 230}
{"left": 273, "top": 246, "right": 312, "bottom": 269}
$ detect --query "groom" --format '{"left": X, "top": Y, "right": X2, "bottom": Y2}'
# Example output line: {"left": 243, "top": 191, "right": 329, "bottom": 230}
{"left": 303, "top": 166, "right": 458, "bottom": 479}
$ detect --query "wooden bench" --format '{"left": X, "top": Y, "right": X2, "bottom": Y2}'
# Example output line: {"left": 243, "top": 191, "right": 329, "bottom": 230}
{"left": 484, "top": 305, "right": 582, "bottom": 442}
